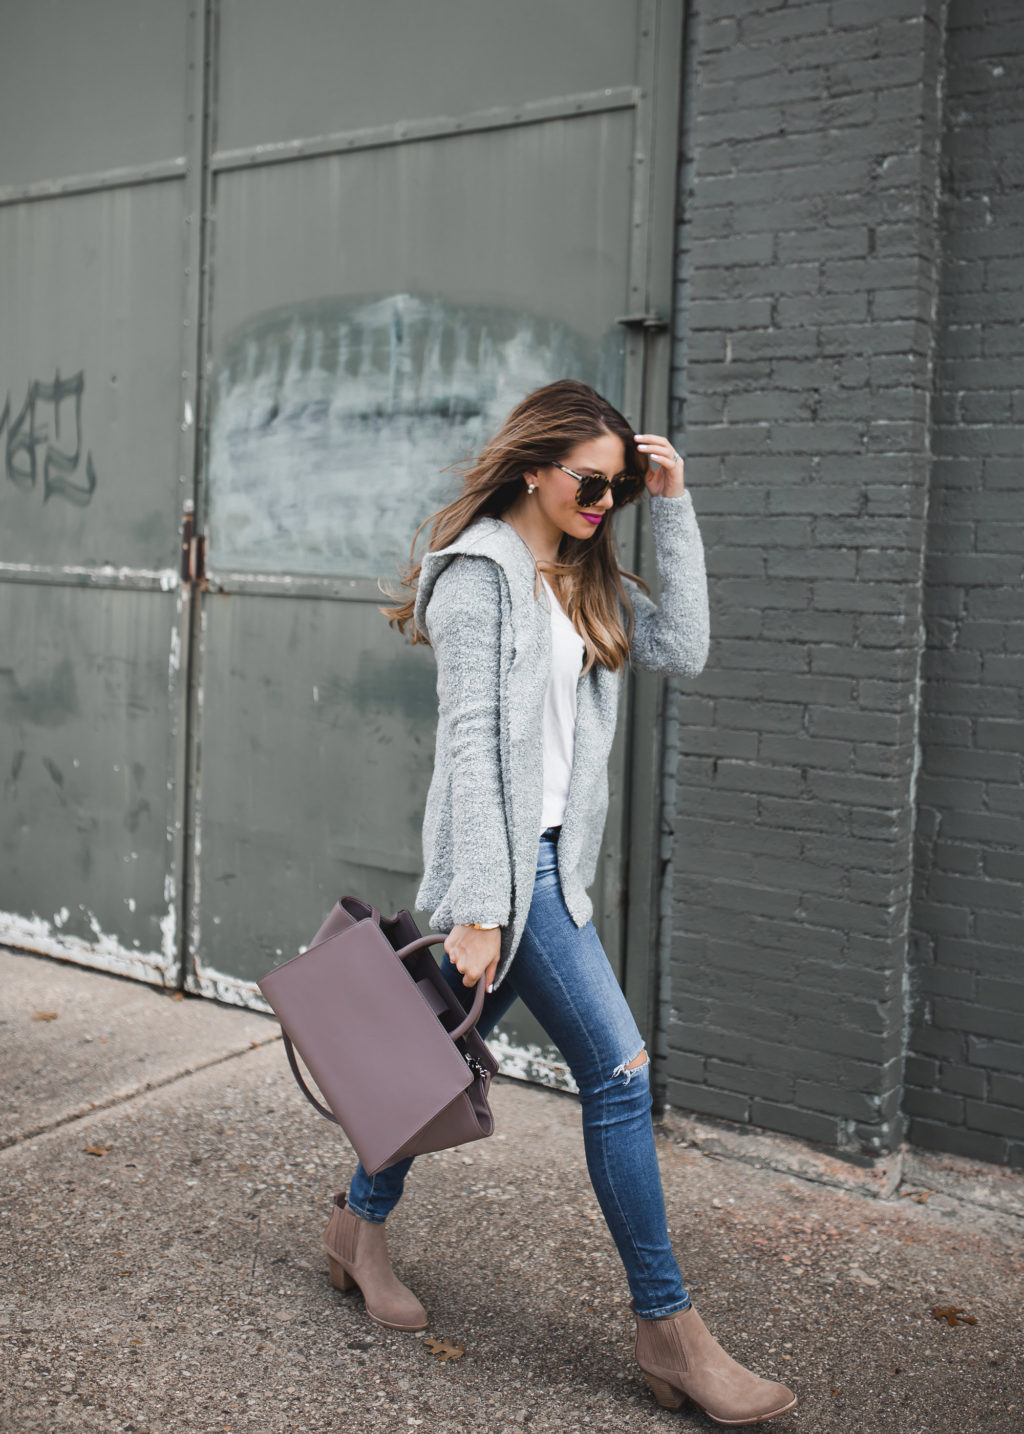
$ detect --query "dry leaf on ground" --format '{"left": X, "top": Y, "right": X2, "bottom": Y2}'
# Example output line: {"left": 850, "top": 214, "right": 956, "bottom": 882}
{"left": 83, "top": 1144, "right": 113, "bottom": 1157}
{"left": 32, "top": 1011, "right": 58, "bottom": 1021}
{"left": 425, "top": 1337, "right": 465, "bottom": 1363}
{"left": 933, "top": 1306, "right": 977, "bottom": 1327}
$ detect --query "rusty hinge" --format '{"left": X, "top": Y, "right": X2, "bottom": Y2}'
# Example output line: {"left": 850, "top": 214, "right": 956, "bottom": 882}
{"left": 180, "top": 508, "right": 206, "bottom": 585}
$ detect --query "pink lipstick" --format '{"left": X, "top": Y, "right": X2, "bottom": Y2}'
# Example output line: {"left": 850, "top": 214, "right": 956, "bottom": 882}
{"left": 580, "top": 514, "right": 603, "bottom": 526}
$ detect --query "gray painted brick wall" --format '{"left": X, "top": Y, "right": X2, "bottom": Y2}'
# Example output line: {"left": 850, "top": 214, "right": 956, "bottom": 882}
{"left": 658, "top": 0, "right": 1009, "bottom": 1162}
{"left": 906, "top": 0, "right": 1024, "bottom": 1169}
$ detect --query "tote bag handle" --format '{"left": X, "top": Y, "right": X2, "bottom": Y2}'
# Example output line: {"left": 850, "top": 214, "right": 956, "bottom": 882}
{"left": 392, "top": 933, "right": 488, "bottom": 1041}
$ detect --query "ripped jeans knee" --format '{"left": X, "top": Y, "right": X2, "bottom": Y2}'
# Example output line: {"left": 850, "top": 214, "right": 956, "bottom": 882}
{"left": 612, "top": 1042, "right": 649, "bottom": 1087}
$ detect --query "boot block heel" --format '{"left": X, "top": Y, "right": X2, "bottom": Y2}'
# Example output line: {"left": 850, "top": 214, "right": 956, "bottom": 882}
{"left": 322, "top": 1194, "right": 428, "bottom": 1330}
{"left": 645, "top": 1373, "right": 688, "bottom": 1411}
{"left": 327, "top": 1254, "right": 356, "bottom": 1292}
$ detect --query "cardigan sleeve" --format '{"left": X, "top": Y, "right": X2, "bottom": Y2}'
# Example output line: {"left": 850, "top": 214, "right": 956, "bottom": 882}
{"left": 622, "top": 491, "right": 710, "bottom": 677}
{"left": 425, "top": 555, "right": 512, "bottom": 927}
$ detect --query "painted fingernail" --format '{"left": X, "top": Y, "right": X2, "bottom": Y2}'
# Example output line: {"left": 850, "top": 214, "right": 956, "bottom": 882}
{"left": 487, "top": 984, "right": 494, "bottom": 993}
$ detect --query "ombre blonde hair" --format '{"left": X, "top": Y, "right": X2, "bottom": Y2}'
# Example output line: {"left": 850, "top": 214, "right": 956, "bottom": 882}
{"left": 378, "top": 379, "right": 650, "bottom": 674}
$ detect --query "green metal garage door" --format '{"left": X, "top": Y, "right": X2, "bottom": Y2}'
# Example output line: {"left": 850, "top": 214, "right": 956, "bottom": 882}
{"left": 0, "top": 1, "right": 197, "bottom": 988}
{"left": 0, "top": 0, "right": 683, "bottom": 1087}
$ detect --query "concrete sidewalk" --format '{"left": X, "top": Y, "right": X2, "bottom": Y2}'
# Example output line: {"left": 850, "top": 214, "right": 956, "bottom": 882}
{"left": 1, "top": 947, "right": 1021, "bottom": 1434}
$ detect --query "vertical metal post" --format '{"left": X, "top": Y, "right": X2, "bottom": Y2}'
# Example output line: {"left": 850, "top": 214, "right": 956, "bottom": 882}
{"left": 175, "top": 0, "right": 216, "bottom": 986}
{"left": 620, "top": 0, "right": 687, "bottom": 1043}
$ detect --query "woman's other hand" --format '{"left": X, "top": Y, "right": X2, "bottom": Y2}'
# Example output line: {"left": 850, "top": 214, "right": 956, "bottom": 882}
{"left": 445, "top": 924, "right": 501, "bottom": 992}
{"left": 634, "top": 433, "right": 685, "bottom": 498}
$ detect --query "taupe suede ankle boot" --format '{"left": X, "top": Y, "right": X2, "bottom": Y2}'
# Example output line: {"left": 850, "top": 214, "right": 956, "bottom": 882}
{"left": 634, "top": 1304, "right": 797, "bottom": 1425}
{"left": 323, "top": 1192, "right": 428, "bottom": 1332}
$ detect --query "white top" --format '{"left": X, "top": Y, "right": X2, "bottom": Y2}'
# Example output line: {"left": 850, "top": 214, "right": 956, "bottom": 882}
{"left": 539, "top": 575, "right": 585, "bottom": 831}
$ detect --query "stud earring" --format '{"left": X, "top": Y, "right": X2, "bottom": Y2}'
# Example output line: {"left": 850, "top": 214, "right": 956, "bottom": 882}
{"left": 526, "top": 481, "right": 537, "bottom": 494}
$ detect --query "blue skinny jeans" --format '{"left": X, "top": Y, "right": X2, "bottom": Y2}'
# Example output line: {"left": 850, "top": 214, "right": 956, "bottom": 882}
{"left": 347, "top": 827, "right": 690, "bottom": 1320}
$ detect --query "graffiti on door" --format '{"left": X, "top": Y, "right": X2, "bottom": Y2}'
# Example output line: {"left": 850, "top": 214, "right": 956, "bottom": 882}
{"left": 1, "top": 369, "right": 98, "bottom": 507}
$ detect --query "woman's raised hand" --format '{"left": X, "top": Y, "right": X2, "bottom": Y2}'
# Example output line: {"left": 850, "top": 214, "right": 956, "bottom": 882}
{"left": 445, "top": 925, "right": 501, "bottom": 993}
{"left": 634, "top": 434, "right": 685, "bottom": 499}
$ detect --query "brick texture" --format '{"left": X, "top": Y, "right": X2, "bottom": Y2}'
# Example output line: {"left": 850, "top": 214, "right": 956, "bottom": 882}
{"left": 661, "top": 0, "right": 951, "bottom": 1158}
{"left": 906, "top": 0, "right": 1024, "bottom": 1168}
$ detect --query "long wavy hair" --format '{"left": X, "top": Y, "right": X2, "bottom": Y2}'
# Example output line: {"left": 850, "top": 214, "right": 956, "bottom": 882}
{"left": 378, "top": 379, "right": 651, "bottom": 674}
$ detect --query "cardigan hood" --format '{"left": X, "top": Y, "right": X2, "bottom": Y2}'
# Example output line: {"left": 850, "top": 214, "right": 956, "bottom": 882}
{"left": 414, "top": 515, "right": 540, "bottom": 645}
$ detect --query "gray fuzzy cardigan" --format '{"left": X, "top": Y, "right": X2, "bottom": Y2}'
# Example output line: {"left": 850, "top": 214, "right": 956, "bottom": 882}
{"left": 414, "top": 491, "right": 710, "bottom": 989}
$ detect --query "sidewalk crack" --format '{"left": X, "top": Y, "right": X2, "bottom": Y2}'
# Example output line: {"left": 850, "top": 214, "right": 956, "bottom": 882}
{"left": 0, "top": 1033, "right": 282, "bottom": 1153}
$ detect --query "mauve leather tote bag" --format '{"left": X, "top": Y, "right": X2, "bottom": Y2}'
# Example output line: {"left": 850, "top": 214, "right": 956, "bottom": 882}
{"left": 257, "top": 898, "right": 498, "bottom": 1175}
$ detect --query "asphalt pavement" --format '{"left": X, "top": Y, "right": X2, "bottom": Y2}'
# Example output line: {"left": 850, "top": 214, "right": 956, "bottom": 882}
{"left": 1, "top": 946, "right": 1021, "bottom": 1434}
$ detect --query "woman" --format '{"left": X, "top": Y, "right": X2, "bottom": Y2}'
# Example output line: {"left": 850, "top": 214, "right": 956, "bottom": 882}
{"left": 323, "top": 380, "right": 796, "bottom": 1424}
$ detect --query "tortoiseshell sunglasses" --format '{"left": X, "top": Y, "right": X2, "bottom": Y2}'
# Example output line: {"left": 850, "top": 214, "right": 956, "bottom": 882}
{"left": 551, "top": 461, "right": 645, "bottom": 508}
